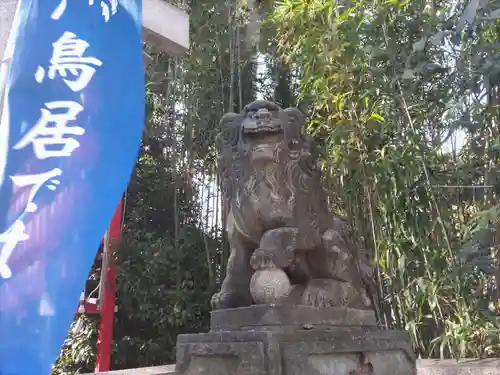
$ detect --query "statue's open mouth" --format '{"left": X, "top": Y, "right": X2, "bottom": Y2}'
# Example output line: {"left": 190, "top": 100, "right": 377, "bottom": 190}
{"left": 243, "top": 124, "right": 282, "bottom": 134}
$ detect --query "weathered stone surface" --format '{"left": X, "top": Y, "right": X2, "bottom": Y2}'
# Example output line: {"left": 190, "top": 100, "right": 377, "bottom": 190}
{"left": 83, "top": 365, "right": 176, "bottom": 375}
{"left": 176, "top": 304, "right": 413, "bottom": 374}
{"left": 210, "top": 304, "right": 377, "bottom": 331}
{"left": 82, "top": 359, "right": 500, "bottom": 375}
{"left": 211, "top": 100, "right": 377, "bottom": 314}
{"left": 417, "top": 359, "right": 500, "bottom": 375}
{"left": 80, "top": 355, "right": 500, "bottom": 375}
{"left": 308, "top": 351, "right": 413, "bottom": 375}
{"left": 250, "top": 268, "right": 292, "bottom": 304}
{"left": 176, "top": 327, "right": 415, "bottom": 375}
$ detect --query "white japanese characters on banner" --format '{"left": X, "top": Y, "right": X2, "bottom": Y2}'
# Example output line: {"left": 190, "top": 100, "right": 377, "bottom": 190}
{"left": 89, "top": 0, "right": 119, "bottom": 22}
{"left": 13, "top": 101, "right": 85, "bottom": 158}
{"left": 52, "top": 0, "right": 119, "bottom": 22}
{"left": 34, "top": 32, "right": 103, "bottom": 91}
{"left": 0, "top": 0, "right": 122, "bottom": 280}
{"left": 0, "top": 34, "right": 102, "bottom": 279}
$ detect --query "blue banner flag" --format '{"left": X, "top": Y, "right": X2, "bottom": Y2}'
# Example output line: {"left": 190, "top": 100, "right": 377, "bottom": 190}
{"left": 0, "top": 1, "right": 144, "bottom": 374}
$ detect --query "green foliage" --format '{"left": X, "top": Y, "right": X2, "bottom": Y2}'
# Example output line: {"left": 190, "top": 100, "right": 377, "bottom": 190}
{"left": 272, "top": 0, "right": 500, "bottom": 359}
{"left": 52, "top": 317, "right": 98, "bottom": 375}
{"left": 111, "top": 146, "right": 218, "bottom": 368}
{"left": 112, "top": 229, "right": 214, "bottom": 368}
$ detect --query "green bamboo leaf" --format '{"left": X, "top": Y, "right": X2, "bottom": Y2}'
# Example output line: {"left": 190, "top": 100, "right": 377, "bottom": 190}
{"left": 370, "top": 113, "right": 385, "bottom": 122}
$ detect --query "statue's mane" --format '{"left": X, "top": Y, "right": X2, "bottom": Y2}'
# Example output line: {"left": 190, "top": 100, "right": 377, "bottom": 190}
{"left": 216, "top": 106, "right": 322, "bottom": 223}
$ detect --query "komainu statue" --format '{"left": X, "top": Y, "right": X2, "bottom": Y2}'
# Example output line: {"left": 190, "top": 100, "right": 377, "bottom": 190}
{"left": 211, "top": 100, "right": 376, "bottom": 312}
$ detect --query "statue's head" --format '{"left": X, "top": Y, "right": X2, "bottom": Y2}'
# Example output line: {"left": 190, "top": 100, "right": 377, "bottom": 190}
{"left": 217, "top": 101, "right": 324, "bottom": 218}
{"left": 240, "top": 100, "right": 283, "bottom": 137}
{"left": 217, "top": 100, "right": 312, "bottom": 165}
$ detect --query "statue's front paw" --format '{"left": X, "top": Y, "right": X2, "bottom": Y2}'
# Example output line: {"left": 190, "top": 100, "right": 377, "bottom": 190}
{"left": 211, "top": 288, "right": 253, "bottom": 310}
{"left": 211, "top": 290, "right": 232, "bottom": 310}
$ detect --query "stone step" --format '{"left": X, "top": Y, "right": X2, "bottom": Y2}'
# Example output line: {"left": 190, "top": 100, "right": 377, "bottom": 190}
{"left": 83, "top": 365, "right": 175, "bottom": 375}
{"left": 82, "top": 359, "right": 500, "bottom": 375}
{"left": 417, "top": 359, "right": 500, "bottom": 375}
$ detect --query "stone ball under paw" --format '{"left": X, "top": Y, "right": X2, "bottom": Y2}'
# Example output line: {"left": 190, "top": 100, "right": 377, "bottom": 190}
{"left": 250, "top": 268, "right": 291, "bottom": 304}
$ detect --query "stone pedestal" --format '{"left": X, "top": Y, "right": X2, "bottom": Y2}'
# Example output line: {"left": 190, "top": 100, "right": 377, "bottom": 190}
{"left": 176, "top": 305, "right": 416, "bottom": 375}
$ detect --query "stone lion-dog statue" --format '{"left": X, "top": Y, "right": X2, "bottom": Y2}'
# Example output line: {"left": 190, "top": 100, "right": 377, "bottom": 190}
{"left": 211, "top": 100, "right": 376, "bottom": 313}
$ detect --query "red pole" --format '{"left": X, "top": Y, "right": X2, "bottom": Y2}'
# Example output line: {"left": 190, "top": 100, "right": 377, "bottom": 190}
{"left": 94, "top": 198, "right": 123, "bottom": 372}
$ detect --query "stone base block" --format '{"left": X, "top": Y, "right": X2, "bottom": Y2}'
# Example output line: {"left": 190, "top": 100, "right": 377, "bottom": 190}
{"left": 210, "top": 304, "right": 377, "bottom": 331}
{"left": 176, "top": 306, "right": 416, "bottom": 375}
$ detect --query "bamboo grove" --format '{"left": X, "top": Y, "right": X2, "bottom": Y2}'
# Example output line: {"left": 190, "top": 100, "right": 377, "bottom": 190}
{"left": 53, "top": 0, "right": 500, "bottom": 373}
